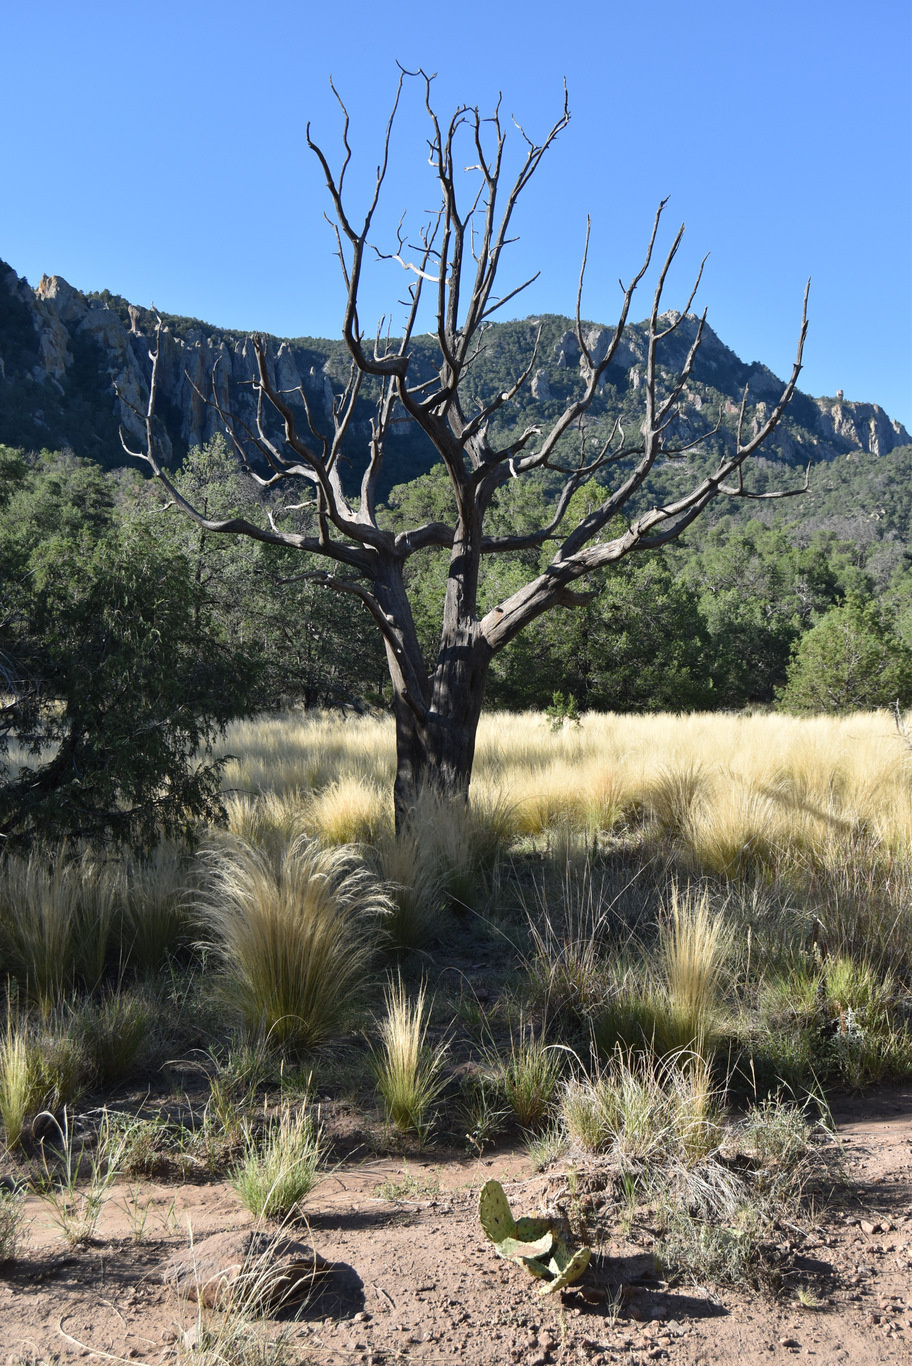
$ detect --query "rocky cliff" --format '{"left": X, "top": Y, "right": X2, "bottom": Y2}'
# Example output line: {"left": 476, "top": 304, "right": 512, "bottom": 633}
{"left": 1, "top": 260, "right": 908, "bottom": 495}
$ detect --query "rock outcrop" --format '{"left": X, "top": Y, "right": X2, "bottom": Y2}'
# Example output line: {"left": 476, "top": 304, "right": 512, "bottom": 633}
{"left": 1, "top": 261, "right": 908, "bottom": 481}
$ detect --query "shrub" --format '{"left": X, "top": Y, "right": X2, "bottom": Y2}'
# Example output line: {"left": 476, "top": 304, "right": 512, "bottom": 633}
{"left": 779, "top": 596, "right": 912, "bottom": 715}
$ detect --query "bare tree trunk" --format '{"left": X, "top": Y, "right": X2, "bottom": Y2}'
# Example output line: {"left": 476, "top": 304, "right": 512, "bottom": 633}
{"left": 391, "top": 634, "right": 491, "bottom": 831}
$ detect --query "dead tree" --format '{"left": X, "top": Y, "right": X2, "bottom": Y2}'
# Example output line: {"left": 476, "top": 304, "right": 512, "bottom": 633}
{"left": 121, "top": 71, "right": 809, "bottom": 829}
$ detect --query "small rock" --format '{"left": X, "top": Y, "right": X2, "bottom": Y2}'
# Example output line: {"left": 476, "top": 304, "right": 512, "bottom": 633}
{"left": 162, "top": 1229, "right": 333, "bottom": 1310}
{"left": 354, "top": 1312, "right": 372, "bottom": 1323}
{"left": 861, "top": 1220, "right": 877, "bottom": 1236}
{"left": 779, "top": 1338, "right": 800, "bottom": 1350}
{"left": 529, "top": 1354, "right": 548, "bottom": 1366}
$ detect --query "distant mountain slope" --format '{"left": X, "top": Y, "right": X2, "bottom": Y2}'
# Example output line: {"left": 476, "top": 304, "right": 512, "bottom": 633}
{"left": 1, "top": 259, "right": 908, "bottom": 505}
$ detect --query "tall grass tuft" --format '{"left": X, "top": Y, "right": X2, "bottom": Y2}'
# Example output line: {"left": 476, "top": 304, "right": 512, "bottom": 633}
{"left": 0, "top": 1016, "right": 33, "bottom": 1151}
{"left": 197, "top": 835, "right": 389, "bottom": 1052}
{"left": 500, "top": 1028, "right": 562, "bottom": 1130}
{"left": 0, "top": 1189, "right": 25, "bottom": 1263}
{"left": 306, "top": 778, "right": 391, "bottom": 846}
{"left": 223, "top": 791, "right": 308, "bottom": 852}
{"left": 648, "top": 764, "right": 705, "bottom": 841}
{"left": 521, "top": 865, "right": 618, "bottom": 1028}
{"left": 118, "top": 844, "right": 190, "bottom": 973}
{"left": 404, "top": 784, "right": 517, "bottom": 909}
{"left": 366, "top": 828, "right": 443, "bottom": 952}
{"left": 658, "top": 885, "right": 733, "bottom": 1058}
{"left": 74, "top": 989, "right": 156, "bottom": 1086}
{"left": 0, "top": 850, "right": 120, "bottom": 1006}
{"left": 370, "top": 976, "right": 447, "bottom": 1141}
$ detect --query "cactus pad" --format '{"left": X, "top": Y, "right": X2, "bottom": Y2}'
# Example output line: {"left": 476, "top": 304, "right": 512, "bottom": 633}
{"left": 536, "top": 1243, "right": 591, "bottom": 1295}
{"left": 498, "top": 1231, "right": 554, "bottom": 1261}
{"left": 478, "top": 1180, "right": 516, "bottom": 1243}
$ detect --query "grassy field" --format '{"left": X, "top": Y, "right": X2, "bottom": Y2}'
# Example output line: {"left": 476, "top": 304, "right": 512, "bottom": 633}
{"left": 1, "top": 707, "right": 911, "bottom": 1294}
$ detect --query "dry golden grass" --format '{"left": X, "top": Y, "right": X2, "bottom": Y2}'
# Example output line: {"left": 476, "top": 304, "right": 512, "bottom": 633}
{"left": 659, "top": 885, "right": 734, "bottom": 1057}
{"left": 218, "top": 707, "right": 912, "bottom": 859}
{"left": 213, "top": 708, "right": 912, "bottom": 968}
{"left": 370, "top": 975, "right": 446, "bottom": 1140}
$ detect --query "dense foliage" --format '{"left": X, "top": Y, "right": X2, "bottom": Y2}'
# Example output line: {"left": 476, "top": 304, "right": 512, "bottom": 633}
{"left": 0, "top": 448, "right": 260, "bottom": 849}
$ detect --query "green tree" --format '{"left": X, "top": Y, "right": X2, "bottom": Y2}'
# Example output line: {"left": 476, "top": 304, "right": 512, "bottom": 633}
{"left": 0, "top": 450, "right": 259, "bottom": 849}
{"left": 777, "top": 596, "right": 912, "bottom": 714}
{"left": 679, "top": 519, "right": 863, "bottom": 704}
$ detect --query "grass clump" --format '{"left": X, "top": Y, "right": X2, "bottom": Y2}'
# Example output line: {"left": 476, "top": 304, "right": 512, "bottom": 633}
{"left": 653, "top": 1097, "right": 835, "bottom": 1291}
{"left": 521, "top": 865, "right": 618, "bottom": 1030}
{"left": 196, "top": 834, "right": 389, "bottom": 1052}
{"left": 561, "top": 1052, "right": 721, "bottom": 1165}
{"left": 658, "top": 885, "right": 733, "bottom": 1058}
{"left": 0, "top": 1188, "right": 25, "bottom": 1263}
{"left": 500, "top": 1028, "right": 562, "bottom": 1130}
{"left": 74, "top": 989, "right": 155, "bottom": 1086}
{"left": 0, "top": 851, "right": 119, "bottom": 1007}
{"left": 117, "top": 843, "right": 190, "bottom": 972}
{"left": 366, "top": 828, "right": 443, "bottom": 952}
{"left": 370, "top": 976, "right": 447, "bottom": 1142}
{"left": 0, "top": 1019, "right": 33, "bottom": 1151}
{"left": 230, "top": 1107, "right": 326, "bottom": 1220}
{"left": 0, "top": 1010, "right": 88, "bottom": 1149}
{"left": 307, "top": 777, "right": 391, "bottom": 846}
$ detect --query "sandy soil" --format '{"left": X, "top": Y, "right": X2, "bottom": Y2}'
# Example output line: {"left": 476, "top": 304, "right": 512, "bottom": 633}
{"left": 1, "top": 1086, "right": 910, "bottom": 1366}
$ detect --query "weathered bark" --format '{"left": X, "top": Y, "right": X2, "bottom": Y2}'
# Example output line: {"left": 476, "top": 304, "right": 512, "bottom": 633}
{"left": 391, "top": 633, "right": 492, "bottom": 830}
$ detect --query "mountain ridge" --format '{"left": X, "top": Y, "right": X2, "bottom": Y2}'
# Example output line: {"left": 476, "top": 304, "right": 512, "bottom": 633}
{"left": 1, "top": 258, "right": 908, "bottom": 499}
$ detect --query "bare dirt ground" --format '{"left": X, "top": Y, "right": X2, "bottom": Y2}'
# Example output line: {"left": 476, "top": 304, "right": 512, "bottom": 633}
{"left": 1, "top": 1086, "right": 910, "bottom": 1366}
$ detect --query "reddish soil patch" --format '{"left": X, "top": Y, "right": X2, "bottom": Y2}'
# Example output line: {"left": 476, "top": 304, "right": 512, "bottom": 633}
{"left": 1, "top": 1088, "right": 910, "bottom": 1366}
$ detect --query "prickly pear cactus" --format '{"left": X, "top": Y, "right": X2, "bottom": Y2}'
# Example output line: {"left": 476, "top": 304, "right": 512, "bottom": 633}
{"left": 478, "top": 1180, "right": 591, "bottom": 1294}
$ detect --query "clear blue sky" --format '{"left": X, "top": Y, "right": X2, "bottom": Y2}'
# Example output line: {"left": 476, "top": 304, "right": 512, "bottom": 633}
{"left": 2, "top": 0, "right": 910, "bottom": 427}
